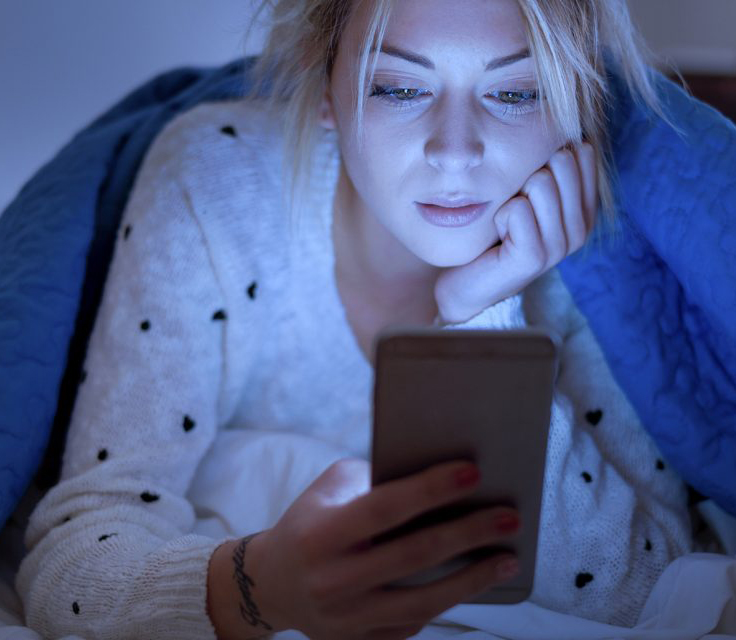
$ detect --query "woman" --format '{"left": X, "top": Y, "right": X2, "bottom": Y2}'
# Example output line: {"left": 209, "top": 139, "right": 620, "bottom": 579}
{"left": 16, "top": 1, "right": 693, "bottom": 638}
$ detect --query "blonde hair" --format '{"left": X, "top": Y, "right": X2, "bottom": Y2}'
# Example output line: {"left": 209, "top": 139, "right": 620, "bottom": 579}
{"left": 246, "top": 0, "right": 662, "bottom": 231}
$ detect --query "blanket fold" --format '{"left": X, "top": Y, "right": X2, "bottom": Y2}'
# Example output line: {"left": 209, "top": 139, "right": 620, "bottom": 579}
{"left": 558, "top": 71, "right": 736, "bottom": 516}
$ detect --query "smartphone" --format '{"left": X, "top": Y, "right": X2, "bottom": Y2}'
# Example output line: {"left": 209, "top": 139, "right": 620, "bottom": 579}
{"left": 370, "top": 327, "right": 558, "bottom": 604}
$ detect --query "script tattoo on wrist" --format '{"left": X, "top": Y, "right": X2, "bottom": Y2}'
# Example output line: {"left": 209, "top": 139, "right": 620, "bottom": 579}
{"left": 232, "top": 534, "right": 273, "bottom": 632}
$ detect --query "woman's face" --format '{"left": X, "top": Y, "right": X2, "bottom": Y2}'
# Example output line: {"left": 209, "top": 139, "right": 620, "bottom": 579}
{"left": 322, "top": 0, "right": 565, "bottom": 268}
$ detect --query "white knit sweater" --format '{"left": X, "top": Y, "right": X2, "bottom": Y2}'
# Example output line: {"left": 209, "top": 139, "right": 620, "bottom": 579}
{"left": 16, "top": 99, "right": 692, "bottom": 639}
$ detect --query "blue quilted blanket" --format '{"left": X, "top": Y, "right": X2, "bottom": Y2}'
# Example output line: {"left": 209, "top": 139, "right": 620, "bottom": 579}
{"left": 0, "top": 58, "right": 734, "bottom": 531}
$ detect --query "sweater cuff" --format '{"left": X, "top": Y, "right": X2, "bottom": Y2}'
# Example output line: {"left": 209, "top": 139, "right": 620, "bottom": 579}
{"left": 436, "top": 294, "right": 526, "bottom": 330}
{"left": 138, "top": 535, "right": 223, "bottom": 640}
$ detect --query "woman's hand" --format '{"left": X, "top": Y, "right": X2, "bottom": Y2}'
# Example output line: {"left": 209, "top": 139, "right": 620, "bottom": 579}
{"left": 434, "top": 142, "right": 598, "bottom": 325}
{"left": 212, "top": 458, "right": 521, "bottom": 640}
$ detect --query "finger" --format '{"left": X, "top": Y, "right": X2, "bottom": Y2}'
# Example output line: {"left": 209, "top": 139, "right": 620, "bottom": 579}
{"left": 492, "top": 195, "right": 541, "bottom": 259}
{"left": 479, "top": 196, "right": 544, "bottom": 296}
{"left": 309, "top": 458, "right": 371, "bottom": 508}
{"left": 496, "top": 195, "right": 546, "bottom": 276}
{"left": 361, "top": 552, "right": 518, "bottom": 628}
{"left": 449, "top": 197, "right": 542, "bottom": 310}
{"left": 493, "top": 197, "right": 512, "bottom": 241}
{"left": 328, "top": 506, "right": 520, "bottom": 598}
{"left": 547, "top": 147, "right": 586, "bottom": 252}
{"left": 322, "top": 460, "right": 481, "bottom": 549}
{"left": 573, "top": 142, "right": 598, "bottom": 232}
{"left": 521, "top": 165, "right": 566, "bottom": 267}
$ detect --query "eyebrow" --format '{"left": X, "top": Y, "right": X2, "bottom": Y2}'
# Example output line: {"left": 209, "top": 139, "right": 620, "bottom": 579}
{"left": 372, "top": 44, "right": 531, "bottom": 71}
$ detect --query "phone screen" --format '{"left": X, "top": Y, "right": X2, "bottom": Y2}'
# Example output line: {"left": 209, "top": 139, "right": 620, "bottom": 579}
{"left": 371, "top": 328, "right": 557, "bottom": 604}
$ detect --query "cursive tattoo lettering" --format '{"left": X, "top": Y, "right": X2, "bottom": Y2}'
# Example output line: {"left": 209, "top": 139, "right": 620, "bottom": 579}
{"left": 232, "top": 534, "right": 273, "bottom": 632}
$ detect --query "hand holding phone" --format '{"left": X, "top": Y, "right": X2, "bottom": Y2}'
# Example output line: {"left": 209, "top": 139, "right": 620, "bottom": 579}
{"left": 226, "top": 459, "right": 522, "bottom": 639}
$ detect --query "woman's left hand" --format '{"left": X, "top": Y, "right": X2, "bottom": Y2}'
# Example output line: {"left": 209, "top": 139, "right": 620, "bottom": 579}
{"left": 434, "top": 142, "right": 598, "bottom": 324}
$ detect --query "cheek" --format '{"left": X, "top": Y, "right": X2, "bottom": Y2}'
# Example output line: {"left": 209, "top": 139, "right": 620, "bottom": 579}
{"left": 487, "top": 125, "right": 563, "bottom": 198}
{"left": 340, "top": 119, "right": 410, "bottom": 196}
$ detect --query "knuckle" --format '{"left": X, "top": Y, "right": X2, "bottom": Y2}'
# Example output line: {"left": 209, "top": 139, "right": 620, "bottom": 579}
{"left": 580, "top": 141, "right": 595, "bottom": 161}
{"left": 551, "top": 147, "right": 575, "bottom": 169}
{"left": 319, "top": 460, "right": 347, "bottom": 486}
{"left": 330, "top": 458, "right": 353, "bottom": 473}
{"left": 329, "top": 457, "right": 366, "bottom": 480}
{"left": 580, "top": 148, "right": 597, "bottom": 176}
{"left": 568, "top": 216, "right": 589, "bottom": 243}
{"left": 550, "top": 239, "right": 568, "bottom": 263}
{"left": 568, "top": 229, "right": 586, "bottom": 251}
{"left": 509, "top": 195, "right": 533, "bottom": 216}
{"left": 526, "top": 168, "right": 555, "bottom": 195}
{"left": 524, "top": 243, "right": 547, "bottom": 271}
{"left": 325, "top": 458, "right": 349, "bottom": 476}
{"left": 503, "top": 196, "right": 533, "bottom": 225}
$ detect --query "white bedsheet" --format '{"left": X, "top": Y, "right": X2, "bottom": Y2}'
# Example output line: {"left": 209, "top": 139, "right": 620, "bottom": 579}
{"left": 2, "top": 429, "right": 735, "bottom": 639}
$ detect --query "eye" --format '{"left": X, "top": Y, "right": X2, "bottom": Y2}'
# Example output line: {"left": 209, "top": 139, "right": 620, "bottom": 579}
{"left": 485, "top": 89, "right": 539, "bottom": 116}
{"left": 386, "top": 88, "right": 421, "bottom": 101}
{"left": 368, "top": 84, "right": 540, "bottom": 116}
{"left": 369, "top": 84, "right": 431, "bottom": 109}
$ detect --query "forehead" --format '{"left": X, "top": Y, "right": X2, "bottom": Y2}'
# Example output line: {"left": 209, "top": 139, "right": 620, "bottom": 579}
{"left": 345, "top": 0, "right": 529, "bottom": 63}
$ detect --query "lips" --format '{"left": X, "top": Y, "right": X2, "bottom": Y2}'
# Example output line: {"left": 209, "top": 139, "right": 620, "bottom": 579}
{"left": 415, "top": 201, "right": 489, "bottom": 228}
{"left": 422, "top": 196, "right": 487, "bottom": 208}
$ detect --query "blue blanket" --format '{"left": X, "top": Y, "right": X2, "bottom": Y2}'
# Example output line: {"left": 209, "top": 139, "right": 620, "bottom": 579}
{"left": 0, "top": 58, "right": 734, "bottom": 531}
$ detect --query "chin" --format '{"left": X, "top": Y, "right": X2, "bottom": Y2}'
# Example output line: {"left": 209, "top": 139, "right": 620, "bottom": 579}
{"left": 411, "top": 241, "right": 490, "bottom": 268}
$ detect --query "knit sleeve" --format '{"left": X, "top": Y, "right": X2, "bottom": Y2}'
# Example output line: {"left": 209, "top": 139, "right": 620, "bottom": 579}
{"left": 15, "top": 125, "right": 235, "bottom": 640}
{"left": 437, "top": 293, "right": 526, "bottom": 330}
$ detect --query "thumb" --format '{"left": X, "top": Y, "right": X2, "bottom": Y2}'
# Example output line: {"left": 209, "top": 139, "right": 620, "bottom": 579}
{"left": 307, "top": 458, "right": 371, "bottom": 507}
{"left": 494, "top": 195, "right": 528, "bottom": 241}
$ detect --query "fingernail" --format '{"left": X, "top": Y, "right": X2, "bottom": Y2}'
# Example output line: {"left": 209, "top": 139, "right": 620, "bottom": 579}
{"left": 455, "top": 465, "right": 480, "bottom": 488}
{"left": 498, "top": 557, "right": 519, "bottom": 579}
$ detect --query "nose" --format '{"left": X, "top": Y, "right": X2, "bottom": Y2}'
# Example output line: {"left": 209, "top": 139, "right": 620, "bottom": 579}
{"left": 424, "top": 98, "right": 484, "bottom": 173}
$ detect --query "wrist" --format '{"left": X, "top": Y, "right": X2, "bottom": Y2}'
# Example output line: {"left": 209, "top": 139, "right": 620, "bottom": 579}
{"left": 439, "top": 293, "right": 526, "bottom": 329}
{"left": 207, "top": 532, "right": 284, "bottom": 639}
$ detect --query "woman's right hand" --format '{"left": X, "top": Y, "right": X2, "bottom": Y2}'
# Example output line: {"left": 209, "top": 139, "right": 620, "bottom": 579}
{"left": 215, "top": 458, "right": 521, "bottom": 640}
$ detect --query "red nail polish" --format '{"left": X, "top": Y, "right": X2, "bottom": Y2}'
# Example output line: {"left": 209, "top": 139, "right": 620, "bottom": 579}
{"left": 495, "top": 514, "right": 520, "bottom": 534}
{"left": 455, "top": 466, "right": 480, "bottom": 488}
{"left": 498, "top": 557, "right": 519, "bottom": 579}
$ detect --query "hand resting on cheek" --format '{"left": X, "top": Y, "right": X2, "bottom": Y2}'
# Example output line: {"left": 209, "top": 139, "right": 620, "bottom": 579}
{"left": 434, "top": 142, "right": 598, "bottom": 324}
